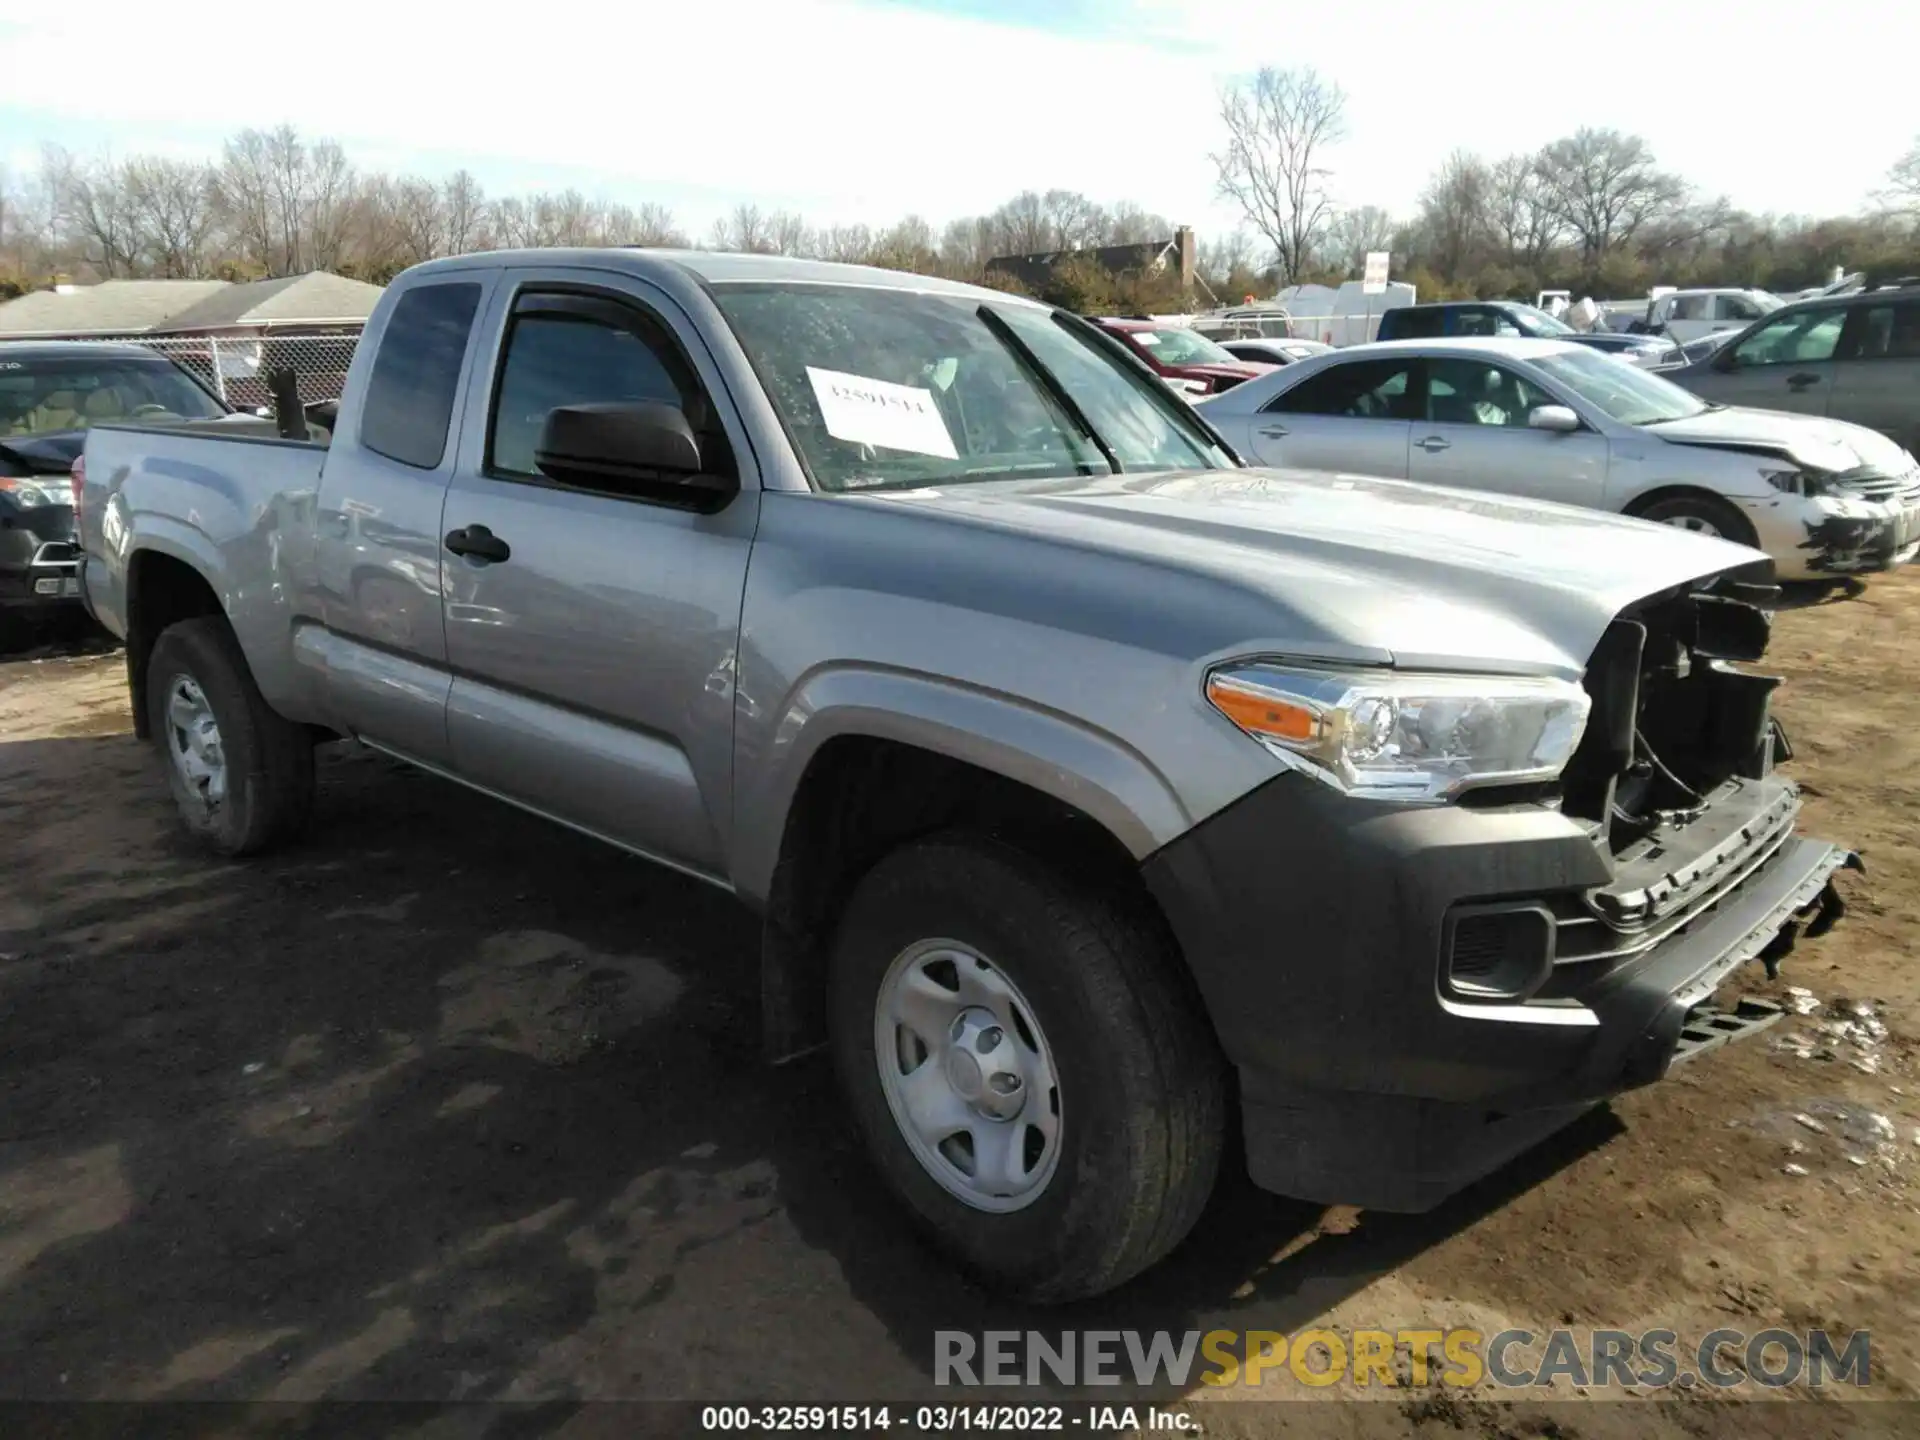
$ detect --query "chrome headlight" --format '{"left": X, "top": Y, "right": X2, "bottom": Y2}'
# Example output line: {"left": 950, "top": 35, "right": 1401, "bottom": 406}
{"left": 0, "top": 476, "right": 59, "bottom": 508}
{"left": 1206, "top": 664, "right": 1591, "bottom": 802}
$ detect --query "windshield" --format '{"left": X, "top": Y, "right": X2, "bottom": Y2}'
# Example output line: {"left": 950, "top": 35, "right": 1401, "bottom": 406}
{"left": 1752, "top": 291, "right": 1785, "bottom": 314}
{"left": 1531, "top": 347, "right": 1710, "bottom": 426}
{"left": 0, "top": 355, "right": 227, "bottom": 437}
{"left": 1511, "top": 306, "right": 1574, "bottom": 337}
{"left": 711, "top": 284, "right": 1236, "bottom": 492}
{"left": 1123, "top": 326, "right": 1240, "bottom": 366}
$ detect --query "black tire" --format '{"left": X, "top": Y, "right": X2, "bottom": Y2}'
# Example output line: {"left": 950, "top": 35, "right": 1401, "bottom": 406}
{"left": 145, "top": 616, "right": 314, "bottom": 856}
{"left": 1632, "top": 491, "right": 1761, "bottom": 549}
{"left": 828, "top": 832, "right": 1227, "bottom": 1302}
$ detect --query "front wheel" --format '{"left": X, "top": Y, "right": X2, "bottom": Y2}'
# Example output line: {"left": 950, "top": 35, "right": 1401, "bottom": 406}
{"left": 829, "top": 833, "right": 1226, "bottom": 1302}
{"left": 145, "top": 616, "right": 314, "bottom": 856}
{"left": 1634, "top": 492, "right": 1761, "bottom": 549}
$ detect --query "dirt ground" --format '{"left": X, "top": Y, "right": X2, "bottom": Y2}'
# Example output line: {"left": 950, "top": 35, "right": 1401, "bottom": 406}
{"left": 2, "top": 575, "right": 1918, "bottom": 1438}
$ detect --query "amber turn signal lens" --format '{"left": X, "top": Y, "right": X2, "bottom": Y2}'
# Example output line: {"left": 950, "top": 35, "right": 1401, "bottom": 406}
{"left": 1206, "top": 676, "right": 1317, "bottom": 742}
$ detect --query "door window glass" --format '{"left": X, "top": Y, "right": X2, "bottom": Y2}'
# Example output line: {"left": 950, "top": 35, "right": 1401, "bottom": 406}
{"left": 1265, "top": 359, "right": 1419, "bottom": 420}
{"left": 1427, "top": 359, "right": 1555, "bottom": 428}
{"left": 1732, "top": 308, "right": 1845, "bottom": 367}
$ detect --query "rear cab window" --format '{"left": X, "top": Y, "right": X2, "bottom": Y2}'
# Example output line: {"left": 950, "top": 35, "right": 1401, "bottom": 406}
{"left": 358, "top": 281, "right": 483, "bottom": 469}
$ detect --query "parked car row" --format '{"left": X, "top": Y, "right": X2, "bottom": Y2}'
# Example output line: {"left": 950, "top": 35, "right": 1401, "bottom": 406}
{"left": 72, "top": 247, "right": 1859, "bottom": 1305}
{"left": 1195, "top": 334, "right": 1920, "bottom": 580}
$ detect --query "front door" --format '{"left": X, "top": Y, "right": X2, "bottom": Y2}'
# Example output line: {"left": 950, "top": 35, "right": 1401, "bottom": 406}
{"left": 1409, "top": 357, "right": 1609, "bottom": 506}
{"left": 439, "top": 268, "right": 762, "bottom": 881}
{"left": 1704, "top": 305, "right": 1848, "bottom": 419}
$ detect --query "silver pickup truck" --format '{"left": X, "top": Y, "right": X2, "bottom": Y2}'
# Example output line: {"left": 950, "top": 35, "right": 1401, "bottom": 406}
{"left": 77, "top": 248, "right": 1855, "bottom": 1302}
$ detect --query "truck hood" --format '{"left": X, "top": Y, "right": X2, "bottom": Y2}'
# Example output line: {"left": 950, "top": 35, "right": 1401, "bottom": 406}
{"left": 1648, "top": 406, "right": 1914, "bottom": 475}
{"left": 878, "top": 468, "right": 1765, "bottom": 677}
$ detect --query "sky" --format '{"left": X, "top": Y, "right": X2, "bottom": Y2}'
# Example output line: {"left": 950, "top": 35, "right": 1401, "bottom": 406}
{"left": 1, "top": 0, "right": 1915, "bottom": 245}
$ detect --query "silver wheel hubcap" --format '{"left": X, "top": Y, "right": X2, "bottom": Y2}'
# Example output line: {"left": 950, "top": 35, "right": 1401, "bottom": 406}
{"left": 1661, "top": 514, "right": 1722, "bottom": 537}
{"left": 873, "top": 939, "right": 1062, "bottom": 1212}
{"left": 165, "top": 676, "right": 227, "bottom": 813}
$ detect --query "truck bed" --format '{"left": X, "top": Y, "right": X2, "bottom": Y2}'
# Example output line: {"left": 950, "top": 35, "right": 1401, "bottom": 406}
{"left": 80, "top": 420, "right": 330, "bottom": 657}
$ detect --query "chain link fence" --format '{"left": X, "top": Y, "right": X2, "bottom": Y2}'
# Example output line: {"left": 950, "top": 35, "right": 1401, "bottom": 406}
{"left": 69, "top": 332, "right": 362, "bottom": 412}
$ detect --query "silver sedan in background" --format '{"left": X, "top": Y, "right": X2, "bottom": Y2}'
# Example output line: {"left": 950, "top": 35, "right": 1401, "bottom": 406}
{"left": 1196, "top": 337, "right": 1920, "bottom": 580}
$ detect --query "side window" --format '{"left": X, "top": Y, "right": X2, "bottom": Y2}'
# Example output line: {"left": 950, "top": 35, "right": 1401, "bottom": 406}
{"left": 1385, "top": 308, "right": 1443, "bottom": 339}
{"left": 486, "top": 292, "right": 732, "bottom": 485}
{"left": 1732, "top": 308, "right": 1846, "bottom": 367}
{"left": 1853, "top": 302, "right": 1920, "bottom": 360}
{"left": 1266, "top": 359, "right": 1419, "bottom": 420}
{"left": 1668, "top": 295, "right": 1708, "bottom": 322}
{"left": 1427, "top": 359, "right": 1553, "bottom": 428}
{"left": 359, "top": 282, "right": 482, "bottom": 469}
{"left": 1452, "top": 309, "right": 1497, "bottom": 337}
{"left": 1717, "top": 294, "right": 1763, "bottom": 321}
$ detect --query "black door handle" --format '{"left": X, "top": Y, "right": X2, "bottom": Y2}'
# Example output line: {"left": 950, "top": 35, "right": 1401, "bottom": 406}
{"left": 444, "top": 524, "right": 511, "bottom": 563}
{"left": 1787, "top": 372, "right": 1822, "bottom": 391}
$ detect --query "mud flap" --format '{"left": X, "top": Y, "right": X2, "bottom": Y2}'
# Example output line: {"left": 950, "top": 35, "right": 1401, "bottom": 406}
{"left": 1670, "top": 996, "right": 1786, "bottom": 1067}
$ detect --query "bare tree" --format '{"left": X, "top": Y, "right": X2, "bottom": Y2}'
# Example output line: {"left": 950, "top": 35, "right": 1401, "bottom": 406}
{"left": 1106, "top": 201, "right": 1174, "bottom": 246}
{"left": 1418, "top": 150, "right": 1495, "bottom": 279}
{"left": 1211, "top": 66, "right": 1346, "bottom": 283}
{"left": 442, "top": 171, "right": 488, "bottom": 253}
{"left": 990, "top": 191, "right": 1050, "bottom": 255}
{"left": 712, "top": 202, "right": 774, "bottom": 253}
{"left": 816, "top": 223, "right": 875, "bottom": 263}
{"left": 213, "top": 125, "right": 357, "bottom": 275}
{"left": 1039, "top": 189, "right": 1103, "bottom": 249}
{"left": 123, "top": 156, "right": 220, "bottom": 276}
{"left": 626, "top": 201, "right": 685, "bottom": 248}
{"left": 1532, "top": 129, "right": 1686, "bottom": 263}
{"left": 767, "top": 210, "right": 812, "bottom": 256}
{"left": 1883, "top": 135, "right": 1920, "bottom": 214}
{"left": 939, "top": 214, "right": 997, "bottom": 274}
{"left": 1489, "top": 154, "right": 1562, "bottom": 268}
{"left": 1322, "top": 204, "right": 1395, "bottom": 276}
{"left": 871, "top": 214, "right": 937, "bottom": 272}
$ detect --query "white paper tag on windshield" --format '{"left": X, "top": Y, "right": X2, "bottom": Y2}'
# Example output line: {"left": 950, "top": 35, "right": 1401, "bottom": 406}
{"left": 806, "top": 366, "right": 957, "bottom": 459}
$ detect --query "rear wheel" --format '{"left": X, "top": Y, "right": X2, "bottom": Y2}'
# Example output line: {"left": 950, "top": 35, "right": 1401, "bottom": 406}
{"left": 829, "top": 833, "right": 1226, "bottom": 1302}
{"left": 146, "top": 616, "right": 314, "bottom": 856}
{"left": 1634, "top": 491, "right": 1760, "bottom": 548}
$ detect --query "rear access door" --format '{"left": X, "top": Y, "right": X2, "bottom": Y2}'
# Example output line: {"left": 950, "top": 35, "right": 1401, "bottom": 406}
{"left": 437, "top": 265, "right": 763, "bottom": 883}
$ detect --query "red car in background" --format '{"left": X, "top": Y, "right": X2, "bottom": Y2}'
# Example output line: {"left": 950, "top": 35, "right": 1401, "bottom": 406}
{"left": 1088, "top": 318, "right": 1276, "bottom": 397}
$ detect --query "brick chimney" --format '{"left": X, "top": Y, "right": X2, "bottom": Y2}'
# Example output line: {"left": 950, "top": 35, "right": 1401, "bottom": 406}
{"left": 1174, "top": 226, "right": 1196, "bottom": 292}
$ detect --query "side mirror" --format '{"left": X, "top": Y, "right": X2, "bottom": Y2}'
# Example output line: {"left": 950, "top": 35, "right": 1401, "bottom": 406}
{"left": 1528, "top": 404, "right": 1581, "bottom": 434}
{"left": 534, "top": 401, "right": 732, "bottom": 504}
{"left": 1712, "top": 345, "right": 1740, "bottom": 372}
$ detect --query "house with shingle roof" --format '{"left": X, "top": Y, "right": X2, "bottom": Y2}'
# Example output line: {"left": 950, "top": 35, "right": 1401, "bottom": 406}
{"left": 148, "top": 272, "right": 385, "bottom": 337}
{"left": 0, "top": 279, "right": 232, "bottom": 339}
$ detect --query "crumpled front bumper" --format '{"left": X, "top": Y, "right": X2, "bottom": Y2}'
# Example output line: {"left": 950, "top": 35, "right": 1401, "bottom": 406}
{"left": 1739, "top": 485, "right": 1920, "bottom": 579}
{"left": 1142, "top": 771, "right": 1857, "bottom": 1213}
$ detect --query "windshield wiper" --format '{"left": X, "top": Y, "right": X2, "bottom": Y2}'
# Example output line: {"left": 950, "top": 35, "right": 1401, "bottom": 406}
{"left": 975, "top": 305, "right": 1120, "bottom": 475}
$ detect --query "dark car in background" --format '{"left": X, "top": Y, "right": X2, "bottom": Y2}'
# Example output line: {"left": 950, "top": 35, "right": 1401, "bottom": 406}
{"left": 1087, "top": 317, "right": 1274, "bottom": 397}
{"left": 1378, "top": 301, "right": 1680, "bottom": 366}
{"left": 1, "top": 342, "right": 230, "bottom": 648}
{"left": 1662, "top": 286, "right": 1920, "bottom": 453}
